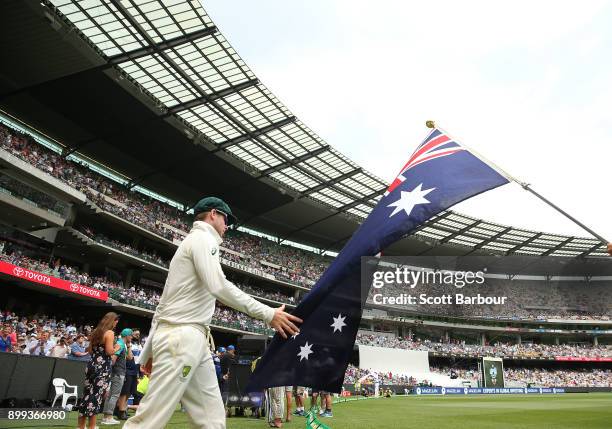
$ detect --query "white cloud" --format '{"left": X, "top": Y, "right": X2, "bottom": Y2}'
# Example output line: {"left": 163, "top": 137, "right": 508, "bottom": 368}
{"left": 204, "top": 0, "right": 612, "bottom": 242}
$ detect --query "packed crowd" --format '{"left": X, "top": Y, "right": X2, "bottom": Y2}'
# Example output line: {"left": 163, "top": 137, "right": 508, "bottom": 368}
{"left": 367, "top": 276, "right": 612, "bottom": 320}
{"left": 0, "top": 172, "right": 69, "bottom": 216}
{"left": 344, "top": 364, "right": 418, "bottom": 386}
{"left": 343, "top": 364, "right": 612, "bottom": 388}
{"left": 78, "top": 226, "right": 169, "bottom": 268}
{"left": 5, "top": 123, "right": 611, "bottom": 318}
{"left": 1, "top": 124, "right": 329, "bottom": 288}
{"left": 2, "top": 310, "right": 608, "bottom": 388}
{"left": 5, "top": 239, "right": 612, "bottom": 344}
{"left": 107, "top": 284, "right": 161, "bottom": 310}
{"left": 503, "top": 367, "right": 612, "bottom": 387}
{"left": 1, "top": 241, "right": 290, "bottom": 335}
{"left": 355, "top": 333, "right": 612, "bottom": 359}
{"left": 1, "top": 241, "right": 114, "bottom": 291}
{"left": 0, "top": 310, "right": 97, "bottom": 358}
{"left": 212, "top": 305, "right": 273, "bottom": 335}
{"left": 105, "top": 282, "right": 273, "bottom": 334}
{"left": 222, "top": 230, "right": 327, "bottom": 286}
{"left": 239, "top": 284, "right": 296, "bottom": 306}
{"left": 429, "top": 366, "right": 612, "bottom": 388}
{"left": 0, "top": 305, "right": 273, "bottom": 358}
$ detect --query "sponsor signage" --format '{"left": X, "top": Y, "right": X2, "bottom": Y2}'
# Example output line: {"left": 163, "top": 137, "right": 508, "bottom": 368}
{"left": 444, "top": 387, "right": 465, "bottom": 395}
{"left": 555, "top": 357, "right": 612, "bottom": 362}
{"left": 0, "top": 260, "right": 108, "bottom": 301}
{"left": 415, "top": 387, "right": 565, "bottom": 395}
{"left": 415, "top": 387, "right": 443, "bottom": 395}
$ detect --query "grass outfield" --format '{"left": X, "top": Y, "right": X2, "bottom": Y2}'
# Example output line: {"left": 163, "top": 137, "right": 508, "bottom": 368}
{"left": 10, "top": 393, "right": 611, "bottom": 429}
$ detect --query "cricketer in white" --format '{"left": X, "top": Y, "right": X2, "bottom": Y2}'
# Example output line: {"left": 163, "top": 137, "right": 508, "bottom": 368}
{"left": 123, "top": 208, "right": 301, "bottom": 429}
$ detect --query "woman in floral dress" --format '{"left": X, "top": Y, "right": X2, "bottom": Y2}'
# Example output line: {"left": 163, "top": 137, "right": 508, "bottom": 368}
{"left": 77, "top": 312, "right": 120, "bottom": 429}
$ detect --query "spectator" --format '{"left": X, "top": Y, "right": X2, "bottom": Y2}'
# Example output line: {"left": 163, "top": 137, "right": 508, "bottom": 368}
{"left": 128, "top": 364, "right": 150, "bottom": 414}
{"left": 101, "top": 328, "right": 131, "bottom": 425}
{"left": 69, "top": 334, "right": 91, "bottom": 361}
{"left": 214, "top": 347, "right": 224, "bottom": 386}
{"left": 49, "top": 337, "right": 70, "bottom": 358}
{"left": 5, "top": 324, "right": 17, "bottom": 346}
{"left": 12, "top": 333, "right": 27, "bottom": 354}
{"left": 117, "top": 329, "right": 140, "bottom": 420}
{"left": 25, "top": 333, "right": 37, "bottom": 353}
{"left": 220, "top": 345, "right": 236, "bottom": 406}
{"left": 29, "top": 331, "right": 54, "bottom": 356}
{"left": 77, "top": 312, "right": 120, "bottom": 429}
{"left": 0, "top": 325, "right": 12, "bottom": 352}
{"left": 66, "top": 323, "right": 77, "bottom": 336}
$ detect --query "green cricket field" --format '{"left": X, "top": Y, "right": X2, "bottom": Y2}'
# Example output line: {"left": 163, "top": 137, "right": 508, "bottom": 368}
{"left": 6, "top": 393, "right": 611, "bottom": 428}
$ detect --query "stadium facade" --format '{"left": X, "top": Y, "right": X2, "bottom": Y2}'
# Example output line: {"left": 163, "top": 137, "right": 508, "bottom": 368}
{"left": 0, "top": 0, "right": 610, "bottom": 401}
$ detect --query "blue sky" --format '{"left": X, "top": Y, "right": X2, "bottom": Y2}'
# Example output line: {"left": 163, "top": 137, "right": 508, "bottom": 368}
{"left": 203, "top": 0, "right": 612, "bottom": 243}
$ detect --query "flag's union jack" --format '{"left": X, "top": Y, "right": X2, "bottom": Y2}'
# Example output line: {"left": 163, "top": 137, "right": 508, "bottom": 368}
{"left": 385, "top": 129, "right": 464, "bottom": 196}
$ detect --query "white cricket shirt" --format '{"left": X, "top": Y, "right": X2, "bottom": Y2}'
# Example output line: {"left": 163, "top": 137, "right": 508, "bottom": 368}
{"left": 138, "top": 221, "right": 275, "bottom": 363}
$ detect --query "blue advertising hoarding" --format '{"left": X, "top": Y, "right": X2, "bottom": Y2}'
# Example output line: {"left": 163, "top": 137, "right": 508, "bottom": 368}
{"left": 414, "top": 387, "right": 565, "bottom": 395}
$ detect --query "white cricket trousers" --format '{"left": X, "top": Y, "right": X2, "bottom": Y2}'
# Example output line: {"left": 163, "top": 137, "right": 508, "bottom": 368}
{"left": 123, "top": 324, "right": 225, "bottom": 429}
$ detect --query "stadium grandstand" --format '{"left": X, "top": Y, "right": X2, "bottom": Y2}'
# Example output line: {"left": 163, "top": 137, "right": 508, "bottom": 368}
{"left": 0, "top": 0, "right": 610, "bottom": 427}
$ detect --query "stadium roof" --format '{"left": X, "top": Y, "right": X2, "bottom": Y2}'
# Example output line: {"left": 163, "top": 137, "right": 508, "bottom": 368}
{"left": 0, "top": 0, "right": 608, "bottom": 258}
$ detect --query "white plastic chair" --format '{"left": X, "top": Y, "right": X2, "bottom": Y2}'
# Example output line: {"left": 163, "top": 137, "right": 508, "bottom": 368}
{"left": 51, "top": 378, "right": 78, "bottom": 409}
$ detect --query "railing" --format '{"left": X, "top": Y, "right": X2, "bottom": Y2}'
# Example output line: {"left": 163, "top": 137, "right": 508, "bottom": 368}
{"left": 92, "top": 235, "right": 169, "bottom": 268}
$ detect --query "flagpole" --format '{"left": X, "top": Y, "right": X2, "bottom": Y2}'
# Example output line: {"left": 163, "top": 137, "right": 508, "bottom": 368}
{"left": 426, "top": 121, "right": 609, "bottom": 245}
{"left": 518, "top": 183, "right": 609, "bottom": 244}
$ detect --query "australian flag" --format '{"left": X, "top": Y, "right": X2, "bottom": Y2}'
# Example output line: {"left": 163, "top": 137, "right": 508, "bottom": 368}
{"left": 246, "top": 128, "right": 511, "bottom": 392}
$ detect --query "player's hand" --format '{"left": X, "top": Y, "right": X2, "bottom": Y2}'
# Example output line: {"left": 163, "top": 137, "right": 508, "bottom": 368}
{"left": 143, "top": 358, "right": 152, "bottom": 375}
{"left": 270, "top": 304, "right": 303, "bottom": 339}
{"left": 114, "top": 343, "right": 121, "bottom": 352}
{"left": 607, "top": 243, "right": 612, "bottom": 256}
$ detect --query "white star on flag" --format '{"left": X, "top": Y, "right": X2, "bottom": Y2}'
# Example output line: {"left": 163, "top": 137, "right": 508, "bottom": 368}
{"left": 330, "top": 314, "right": 347, "bottom": 333}
{"left": 387, "top": 183, "right": 435, "bottom": 218}
{"left": 297, "top": 342, "right": 313, "bottom": 361}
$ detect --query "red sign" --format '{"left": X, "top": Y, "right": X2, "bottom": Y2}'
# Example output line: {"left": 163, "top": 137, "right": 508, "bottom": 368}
{"left": 0, "top": 260, "right": 108, "bottom": 301}
{"left": 555, "top": 356, "right": 612, "bottom": 362}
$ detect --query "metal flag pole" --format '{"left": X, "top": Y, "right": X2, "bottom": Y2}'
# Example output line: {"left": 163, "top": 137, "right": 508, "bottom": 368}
{"left": 425, "top": 120, "right": 609, "bottom": 245}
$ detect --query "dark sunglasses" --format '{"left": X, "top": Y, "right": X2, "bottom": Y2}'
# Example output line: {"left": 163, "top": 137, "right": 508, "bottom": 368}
{"left": 214, "top": 209, "right": 228, "bottom": 225}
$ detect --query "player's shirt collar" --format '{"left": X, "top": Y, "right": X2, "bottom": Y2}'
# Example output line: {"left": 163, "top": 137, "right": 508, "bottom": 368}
{"left": 192, "top": 221, "right": 223, "bottom": 245}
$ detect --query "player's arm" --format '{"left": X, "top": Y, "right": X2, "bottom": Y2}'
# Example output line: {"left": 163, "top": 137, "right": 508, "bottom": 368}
{"left": 192, "top": 235, "right": 302, "bottom": 338}
{"left": 607, "top": 243, "right": 612, "bottom": 256}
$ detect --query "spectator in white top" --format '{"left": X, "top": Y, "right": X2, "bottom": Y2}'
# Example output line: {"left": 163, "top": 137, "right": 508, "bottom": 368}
{"left": 50, "top": 337, "right": 70, "bottom": 358}
{"left": 66, "top": 324, "right": 77, "bottom": 336}
{"left": 29, "top": 331, "right": 55, "bottom": 356}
